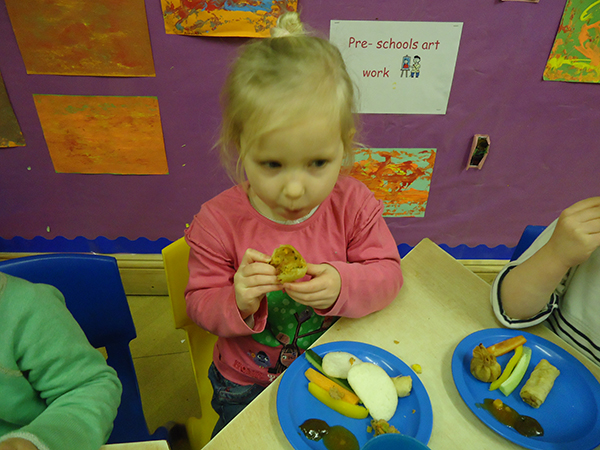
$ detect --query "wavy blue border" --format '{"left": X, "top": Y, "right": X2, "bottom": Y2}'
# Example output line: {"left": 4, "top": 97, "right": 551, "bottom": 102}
{"left": 1, "top": 236, "right": 515, "bottom": 259}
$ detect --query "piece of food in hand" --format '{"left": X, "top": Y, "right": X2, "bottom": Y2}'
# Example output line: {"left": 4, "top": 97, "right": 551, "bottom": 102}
{"left": 486, "top": 335, "right": 527, "bottom": 357}
{"left": 520, "top": 359, "right": 560, "bottom": 408}
{"left": 347, "top": 362, "right": 398, "bottom": 421}
{"left": 322, "top": 351, "right": 362, "bottom": 379}
{"left": 304, "top": 368, "right": 360, "bottom": 405}
{"left": 307, "top": 382, "right": 369, "bottom": 419}
{"left": 269, "top": 245, "right": 307, "bottom": 283}
{"left": 471, "top": 343, "right": 502, "bottom": 382}
{"left": 392, "top": 375, "right": 412, "bottom": 397}
{"left": 499, "top": 346, "right": 531, "bottom": 396}
{"left": 370, "top": 419, "right": 400, "bottom": 436}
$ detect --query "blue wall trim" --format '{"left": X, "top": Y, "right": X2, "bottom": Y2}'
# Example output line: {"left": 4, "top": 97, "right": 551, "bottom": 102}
{"left": 1, "top": 237, "right": 515, "bottom": 259}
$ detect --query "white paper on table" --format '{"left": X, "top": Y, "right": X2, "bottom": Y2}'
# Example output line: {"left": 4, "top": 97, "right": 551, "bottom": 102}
{"left": 329, "top": 20, "right": 463, "bottom": 115}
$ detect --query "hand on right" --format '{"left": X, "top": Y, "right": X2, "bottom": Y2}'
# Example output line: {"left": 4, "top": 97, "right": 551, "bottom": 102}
{"left": 234, "top": 248, "right": 282, "bottom": 319}
{"left": 547, "top": 196, "right": 600, "bottom": 269}
{"left": 0, "top": 438, "right": 39, "bottom": 450}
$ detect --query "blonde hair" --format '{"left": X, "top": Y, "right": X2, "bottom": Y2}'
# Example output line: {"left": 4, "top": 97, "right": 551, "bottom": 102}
{"left": 219, "top": 12, "right": 360, "bottom": 183}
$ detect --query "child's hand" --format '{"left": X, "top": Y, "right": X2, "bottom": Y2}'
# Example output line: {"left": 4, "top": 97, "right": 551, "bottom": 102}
{"left": 0, "top": 438, "right": 39, "bottom": 450}
{"left": 284, "top": 263, "right": 341, "bottom": 310}
{"left": 547, "top": 196, "right": 600, "bottom": 269}
{"left": 234, "top": 248, "right": 282, "bottom": 319}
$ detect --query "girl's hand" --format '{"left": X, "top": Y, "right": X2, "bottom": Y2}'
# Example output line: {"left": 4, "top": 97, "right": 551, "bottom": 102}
{"left": 284, "top": 263, "right": 341, "bottom": 310}
{"left": 547, "top": 196, "right": 600, "bottom": 269}
{"left": 0, "top": 438, "right": 39, "bottom": 450}
{"left": 234, "top": 248, "right": 282, "bottom": 319}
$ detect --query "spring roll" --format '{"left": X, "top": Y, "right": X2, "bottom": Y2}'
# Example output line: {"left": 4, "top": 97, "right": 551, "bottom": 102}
{"left": 520, "top": 359, "right": 560, "bottom": 408}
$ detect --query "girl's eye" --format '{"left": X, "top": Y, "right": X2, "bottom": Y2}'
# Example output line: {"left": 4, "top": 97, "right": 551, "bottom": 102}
{"left": 262, "top": 161, "right": 281, "bottom": 169}
{"left": 311, "top": 159, "right": 328, "bottom": 168}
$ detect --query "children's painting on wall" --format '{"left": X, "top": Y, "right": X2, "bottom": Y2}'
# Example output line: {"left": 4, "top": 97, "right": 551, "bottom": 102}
{"left": 543, "top": 0, "right": 600, "bottom": 83}
{"left": 33, "top": 95, "right": 168, "bottom": 175}
{"left": 4, "top": 0, "right": 155, "bottom": 77}
{"left": 0, "top": 72, "right": 25, "bottom": 148}
{"left": 161, "top": 0, "right": 297, "bottom": 37}
{"left": 350, "top": 148, "right": 436, "bottom": 217}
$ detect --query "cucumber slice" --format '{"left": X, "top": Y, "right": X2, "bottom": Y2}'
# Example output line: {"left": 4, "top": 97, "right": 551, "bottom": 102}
{"left": 499, "top": 346, "right": 532, "bottom": 396}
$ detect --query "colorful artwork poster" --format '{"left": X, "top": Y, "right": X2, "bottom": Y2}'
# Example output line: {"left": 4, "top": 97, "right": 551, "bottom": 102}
{"left": 33, "top": 95, "right": 168, "bottom": 175}
{"left": 5, "top": 0, "right": 155, "bottom": 77}
{"left": 330, "top": 21, "right": 463, "bottom": 114}
{"left": 161, "top": 0, "right": 297, "bottom": 37}
{"left": 350, "top": 148, "right": 436, "bottom": 218}
{"left": 0, "top": 72, "right": 25, "bottom": 148}
{"left": 543, "top": 0, "right": 600, "bottom": 83}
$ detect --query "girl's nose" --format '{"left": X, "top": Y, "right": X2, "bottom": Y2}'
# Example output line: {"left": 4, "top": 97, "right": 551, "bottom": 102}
{"left": 283, "top": 177, "right": 304, "bottom": 199}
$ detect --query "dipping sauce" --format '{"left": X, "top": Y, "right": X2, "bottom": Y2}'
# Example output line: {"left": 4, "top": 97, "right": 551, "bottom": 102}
{"left": 300, "top": 418, "right": 330, "bottom": 441}
{"left": 477, "top": 398, "right": 544, "bottom": 438}
{"left": 300, "top": 419, "right": 359, "bottom": 450}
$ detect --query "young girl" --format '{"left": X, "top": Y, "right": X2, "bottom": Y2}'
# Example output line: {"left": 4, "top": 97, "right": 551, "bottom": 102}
{"left": 184, "top": 12, "right": 403, "bottom": 436}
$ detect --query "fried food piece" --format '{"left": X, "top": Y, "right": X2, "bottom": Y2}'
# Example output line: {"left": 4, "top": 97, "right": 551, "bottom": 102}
{"left": 520, "top": 359, "right": 560, "bottom": 408}
{"left": 269, "top": 245, "right": 307, "bottom": 283}
{"left": 470, "top": 343, "right": 501, "bottom": 382}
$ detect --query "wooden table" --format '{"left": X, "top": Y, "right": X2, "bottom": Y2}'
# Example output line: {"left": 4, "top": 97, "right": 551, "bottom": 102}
{"left": 101, "top": 440, "right": 170, "bottom": 450}
{"left": 203, "top": 238, "right": 600, "bottom": 450}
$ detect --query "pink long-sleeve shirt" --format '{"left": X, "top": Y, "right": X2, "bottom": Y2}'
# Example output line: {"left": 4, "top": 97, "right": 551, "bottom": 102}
{"left": 184, "top": 176, "right": 403, "bottom": 386}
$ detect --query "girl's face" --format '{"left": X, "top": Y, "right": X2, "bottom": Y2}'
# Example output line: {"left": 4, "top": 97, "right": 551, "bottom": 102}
{"left": 243, "top": 115, "right": 344, "bottom": 222}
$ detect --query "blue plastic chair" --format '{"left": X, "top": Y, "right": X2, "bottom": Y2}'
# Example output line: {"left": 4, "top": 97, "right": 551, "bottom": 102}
{"left": 0, "top": 253, "right": 169, "bottom": 444}
{"left": 510, "top": 225, "right": 546, "bottom": 261}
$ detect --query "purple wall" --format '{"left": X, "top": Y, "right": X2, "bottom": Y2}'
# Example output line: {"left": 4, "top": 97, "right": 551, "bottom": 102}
{"left": 1, "top": 0, "right": 598, "bottom": 249}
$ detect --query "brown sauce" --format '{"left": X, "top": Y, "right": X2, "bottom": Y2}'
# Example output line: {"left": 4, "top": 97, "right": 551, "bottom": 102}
{"left": 477, "top": 398, "right": 544, "bottom": 438}
{"left": 300, "top": 419, "right": 359, "bottom": 450}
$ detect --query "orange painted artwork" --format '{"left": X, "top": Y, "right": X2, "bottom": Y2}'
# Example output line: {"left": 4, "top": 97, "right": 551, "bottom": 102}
{"left": 350, "top": 148, "right": 436, "bottom": 217}
{"left": 0, "top": 71, "right": 25, "bottom": 148}
{"left": 5, "top": 0, "right": 155, "bottom": 77}
{"left": 33, "top": 95, "right": 168, "bottom": 175}
{"left": 543, "top": 0, "right": 600, "bottom": 83}
{"left": 161, "top": 0, "right": 297, "bottom": 37}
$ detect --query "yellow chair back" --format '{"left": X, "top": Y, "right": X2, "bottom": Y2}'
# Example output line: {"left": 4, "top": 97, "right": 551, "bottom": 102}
{"left": 162, "top": 237, "right": 218, "bottom": 449}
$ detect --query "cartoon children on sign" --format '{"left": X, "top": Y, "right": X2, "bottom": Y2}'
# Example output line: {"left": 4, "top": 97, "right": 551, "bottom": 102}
{"left": 401, "top": 55, "right": 411, "bottom": 77}
{"left": 401, "top": 55, "right": 422, "bottom": 78}
{"left": 411, "top": 55, "right": 421, "bottom": 78}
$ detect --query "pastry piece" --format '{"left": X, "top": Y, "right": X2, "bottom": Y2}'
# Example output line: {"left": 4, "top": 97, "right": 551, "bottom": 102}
{"left": 269, "top": 245, "right": 307, "bottom": 283}
{"left": 520, "top": 359, "right": 560, "bottom": 408}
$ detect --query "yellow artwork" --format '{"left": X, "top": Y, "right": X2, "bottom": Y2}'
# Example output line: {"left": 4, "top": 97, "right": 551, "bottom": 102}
{"left": 0, "top": 71, "right": 25, "bottom": 148}
{"left": 33, "top": 95, "right": 168, "bottom": 175}
{"left": 5, "top": 0, "right": 155, "bottom": 77}
{"left": 544, "top": 0, "right": 600, "bottom": 83}
{"left": 161, "top": 0, "right": 297, "bottom": 37}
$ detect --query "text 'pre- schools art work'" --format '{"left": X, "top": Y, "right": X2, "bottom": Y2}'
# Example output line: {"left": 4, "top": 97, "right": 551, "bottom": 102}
{"left": 161, "top": 0, "right": 297, "bottom": 37}
{"left": 330, "top": 21, "right": 463, "bottom": 114}
{"left": 544, "top": 0, "right": 600, "bottom": 83}
{"left": 350, "top": 148, "right": 436, "bottom": 218}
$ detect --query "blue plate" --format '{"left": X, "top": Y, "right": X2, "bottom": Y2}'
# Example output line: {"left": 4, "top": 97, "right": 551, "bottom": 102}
{"left": 277, "top": 341, "right": 433, "bottom": 450}
{"left": 452, "top": 329, "right": 600, "bottom": 450}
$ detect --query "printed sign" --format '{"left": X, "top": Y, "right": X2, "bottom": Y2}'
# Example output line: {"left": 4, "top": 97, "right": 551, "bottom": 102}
{"left": 330, "top": 21, "right": 463, "bottom": 114}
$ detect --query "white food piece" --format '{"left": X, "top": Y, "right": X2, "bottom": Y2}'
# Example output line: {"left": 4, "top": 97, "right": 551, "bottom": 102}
{"left": 347, "top": 362, "right": 398, "bottom": 421}
{"left": 322, "top": 351, "right": 362, "bottom": 379}
{"left": 392, "top": 375, "right": 412, "bottom": 397}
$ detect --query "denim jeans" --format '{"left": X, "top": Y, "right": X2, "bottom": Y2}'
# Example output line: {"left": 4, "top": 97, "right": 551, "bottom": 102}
{"left": 208, "top": 363, "right": 266, "bottom": 438}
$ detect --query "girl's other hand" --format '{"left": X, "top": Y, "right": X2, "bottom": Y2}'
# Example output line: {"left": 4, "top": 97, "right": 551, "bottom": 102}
{"left": 234, "top": 248, "right": 282, "bottom": 319}
{"left": 284, "top": 263, "right": 341, "bottom": 310}
{"left": 547, "top": 196, "right": 600, "bottom": 269}
{"left": 0, "top": 438, "right": 39, "bottom": 450}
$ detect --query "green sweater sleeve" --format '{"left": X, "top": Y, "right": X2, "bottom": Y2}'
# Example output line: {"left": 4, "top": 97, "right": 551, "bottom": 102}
{"left": 0, "top": 274, "right": 122, "bottom": 450}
